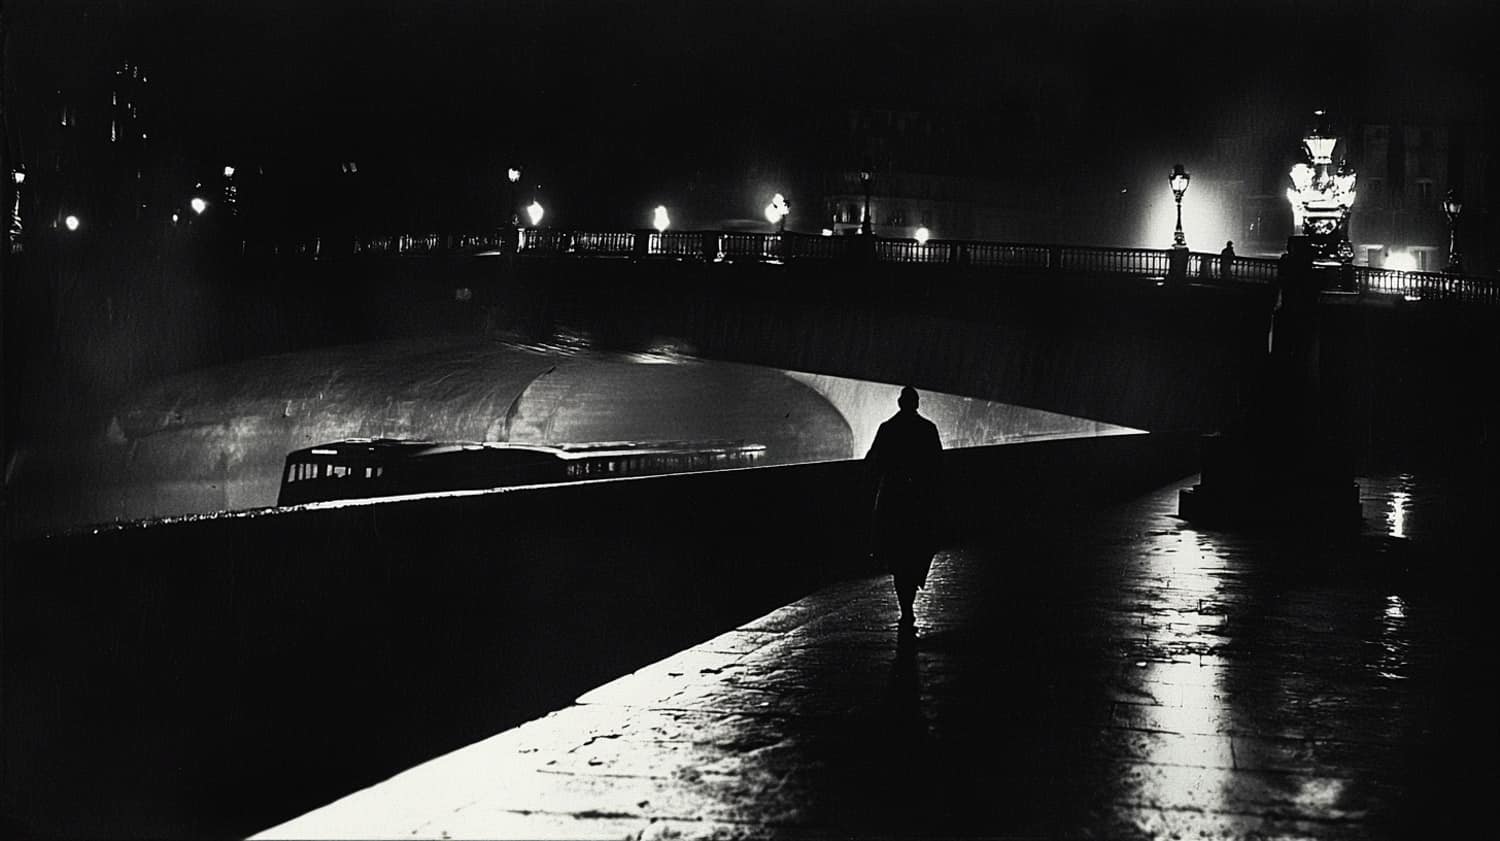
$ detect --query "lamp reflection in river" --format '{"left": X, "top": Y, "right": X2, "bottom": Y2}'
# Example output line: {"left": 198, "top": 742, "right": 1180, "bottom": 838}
{"left": 1121, "top": 527, "right": 1233, "bottom": 817}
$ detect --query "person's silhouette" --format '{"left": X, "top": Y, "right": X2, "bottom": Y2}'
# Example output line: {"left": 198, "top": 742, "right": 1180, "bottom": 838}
{"left": 866, "top": 386, "right": 943, "bottom": 632}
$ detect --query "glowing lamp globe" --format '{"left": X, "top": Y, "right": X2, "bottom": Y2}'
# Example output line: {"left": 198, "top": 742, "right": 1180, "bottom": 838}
{"left": 1169, "top": 164, "right": 1190, "bottom": 197}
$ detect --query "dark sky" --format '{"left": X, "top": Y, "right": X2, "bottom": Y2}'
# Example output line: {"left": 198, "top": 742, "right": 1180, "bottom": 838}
{"left": 6, "top": 0, "right": 1495, "bottom": 228}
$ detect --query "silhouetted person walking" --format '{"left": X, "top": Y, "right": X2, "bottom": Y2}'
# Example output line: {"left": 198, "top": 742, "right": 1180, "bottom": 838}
{"left": 1220, "top": 240, "right": 1236, "bottom": 279}
{"left": 866, "top": 386, "right": 943, "bottom": 632}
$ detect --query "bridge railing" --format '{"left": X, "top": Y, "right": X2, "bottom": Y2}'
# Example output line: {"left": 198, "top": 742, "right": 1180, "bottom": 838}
{"left": 1063, "top": 246, "right": 1172, "bottom": 277}
{"left": 1354, "top": 266, "right": 1500, "bottom": 305}
{"left": 330, "top": 228, "right": 1500, "bottom": 304}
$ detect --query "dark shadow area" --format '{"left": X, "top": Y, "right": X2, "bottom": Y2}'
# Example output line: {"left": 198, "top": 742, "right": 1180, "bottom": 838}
{"left": 1, "top": 434, "right": 1196, "bottom": 838}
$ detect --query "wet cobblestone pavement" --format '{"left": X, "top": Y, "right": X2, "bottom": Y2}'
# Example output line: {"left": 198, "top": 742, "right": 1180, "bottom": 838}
{"left": 256, "top": 474, "right": 1492, "bottom": 839}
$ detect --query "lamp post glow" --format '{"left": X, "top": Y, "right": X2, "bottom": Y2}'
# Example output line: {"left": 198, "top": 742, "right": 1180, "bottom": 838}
{"left": 653, "top": 205, "right": 670, "bottom": 233}
{"left": 859, "top": 167, "right": 873, "bottom": 235}
{"left": 1443, "top": 189, "right": 1463, "bottom": 273}
{"left": 64, "top": 214, "right": 80, "bottom": 232}
{"left": 1168, "top": 163, "right": 1190, "bottom": 249}
{"left": 190, "top": 197, "right": 207, "bottom": 215}
{"left": 914, "top": 226, "right": 930, "bottom": 245}
{"left": 1285, "top": 110, "right": 1357, "bottom": 264}
{"left": 765, "top": 193, "right": 789, "bottom": 233}
{"left": 506, "top": 167, "right": 521, "bottom": 228}
{"left": 526, "top": 200, "right": 544, "bottom": 227}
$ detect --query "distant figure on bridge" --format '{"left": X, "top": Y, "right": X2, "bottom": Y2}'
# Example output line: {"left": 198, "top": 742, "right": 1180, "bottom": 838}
{"left": 1220, "top": 241, "right": 1236, "bottom": 279}
{"left": 866, "top": 386, "right": 943, "bottom": 633}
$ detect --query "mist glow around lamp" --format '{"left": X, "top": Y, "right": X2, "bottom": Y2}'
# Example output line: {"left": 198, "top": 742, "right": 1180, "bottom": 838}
{"left": 64, "top": 214, "right": 80, "bottom": 232}
{"left": 1169, "top": 164, "right": 1190, "bottom": 249}
{"left": 1443, "top": 189, "right": 1463, "bottom": 273}
{"left": 914, "top": 226, "right": 930, "bottom": 245}
{"left": 190, "top": 197, "right": 207, "bottom": 215}
{"left": 526, "top": 200, "right": 544, "bottom": 227}
{"left": 653, "top": 205, "right": 670, "bottom": 233}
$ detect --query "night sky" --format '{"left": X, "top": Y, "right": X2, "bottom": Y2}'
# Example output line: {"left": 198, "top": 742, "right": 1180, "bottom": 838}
{"left": 6, "top": 0, "right": 1494, "bottom": 229}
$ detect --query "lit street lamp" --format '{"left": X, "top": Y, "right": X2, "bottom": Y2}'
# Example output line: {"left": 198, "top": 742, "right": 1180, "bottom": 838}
{"left": 64, "top": 214, "right": 81, "bottom": 232}
{"left": 10, "top": 165, "right": 24, "bottom": 244}
{"left": 526, "top": 199, "right": 544, "bottom": 227}
{"left": 190, "top": 197, "right": 207, "bottom": 215}
{"left": 653, "top": 205, "right": 670, "bottom": 233}
{"left": 1169, "top": 163, "right": 1190, "bottom": 249}
{"left": 1443, "top": 189, "right": 1463, "bottom": 273}
{"left": 1284, "top": 111, "right": 1357, "bottom": 264}
{"left": 507, "top": 166, "right": 521, "bottom": 227}
{"left": 765, "top": 193, "right": 789, "bottom": 234}
{"left": 859, "top": 167, "right": 873, "bottom": 235}
{"left": 914, "top": 226, "right": 930, "bottom": 245}
{"left": 222, "top": 165, "right": 238, "bottom": 214}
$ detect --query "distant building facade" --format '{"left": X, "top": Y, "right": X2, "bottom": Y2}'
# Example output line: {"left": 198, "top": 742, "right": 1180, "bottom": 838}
{"left": 814, "top": 106, "right": 1058, "bottom": 242}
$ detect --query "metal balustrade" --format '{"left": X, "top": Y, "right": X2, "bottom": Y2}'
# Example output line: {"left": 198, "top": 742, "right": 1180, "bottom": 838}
{"left": 238, "top": 227, "right": 1500, "bottom": 305}
{"left": 1064, "top": 246, "right": 1172, "bottom": 277}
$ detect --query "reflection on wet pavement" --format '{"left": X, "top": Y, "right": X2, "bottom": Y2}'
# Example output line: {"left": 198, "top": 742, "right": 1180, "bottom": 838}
{"left": 258, "top": 474, "right": 1489, "bottom": 839}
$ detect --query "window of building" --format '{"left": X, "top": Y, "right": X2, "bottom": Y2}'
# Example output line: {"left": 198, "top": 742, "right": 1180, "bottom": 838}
{"left": 1415, "top": 178, "right": 1434, "bottom": 207}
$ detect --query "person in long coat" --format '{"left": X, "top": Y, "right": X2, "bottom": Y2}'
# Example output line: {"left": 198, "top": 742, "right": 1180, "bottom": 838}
{"left": 866, "top": 386, "right": 943, "bottom": 630}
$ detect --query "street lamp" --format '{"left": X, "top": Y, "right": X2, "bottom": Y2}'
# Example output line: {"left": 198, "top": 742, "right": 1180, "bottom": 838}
{"left": 1443, "top": 189, "right": 1463, "bottom": 273}
{"left": 1284, "top": 111, "right": 1357, "bottom": 264}
{"left": 10, "top": 166, "right": 24, "bottom": 244}
{"left": 507, "top": 166, "right": 521, "bottom": 227}
{"left": 64, "top": 214, "right": 81, "bottom": 232}
{"left": 859, "top": 167, "right": 873, "bottom": 235}
{"left": 653, "top": 205, "right": 670, "bottom": 233}
{"left": 1169, "top": 163, "right": 1190, "bottom": 249}
{"left": 764, "top": 193, "right": 789, "bottom": 234}
{"left": 526, "top": 199, "right": 544, "bottom": 227}
{"left": 190, "top": 197, "right": 207, "bottom": 215}
{"left": 914, "top": 226, "right": 930, "bottom": 245}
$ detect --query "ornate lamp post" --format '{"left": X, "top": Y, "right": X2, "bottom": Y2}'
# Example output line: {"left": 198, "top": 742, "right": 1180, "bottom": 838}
{"left": 765, "top": 192, "right": 789, "bottom": 234}
{"left": 859, "top": 166, "right": 873, "bottom": 235}
{"left": 1285, "top": 110, "right": 1357, "bottom": 264}
{"left": 10, "top": 166, "right": 24, "bottom": 249}
{"left": 1169, "top": 163, "right": 1190, "bottom": 249}
{"left": 1442, "top": 189, "right": 1463, "bottom": 273}
{"left": 506, "top": 167, "right": 521, "bottom": 227}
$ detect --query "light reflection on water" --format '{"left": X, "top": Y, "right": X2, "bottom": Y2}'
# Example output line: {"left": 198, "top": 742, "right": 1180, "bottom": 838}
{"left": 1130, "top": 526, "right": 1233, "bottom": 810}
{"left": 1374, "top": 593, "right": 1410, "bottom": 681}
{"left": 1364, "top": 473, "right": 1416, "bottom": 540}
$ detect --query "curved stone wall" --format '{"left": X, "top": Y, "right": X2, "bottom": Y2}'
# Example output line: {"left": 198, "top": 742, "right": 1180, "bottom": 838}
{"left": 12, "top": 337, "right": 853, "bottom": 535}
